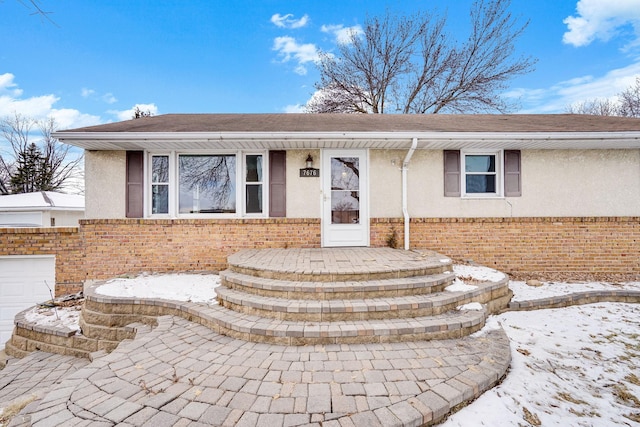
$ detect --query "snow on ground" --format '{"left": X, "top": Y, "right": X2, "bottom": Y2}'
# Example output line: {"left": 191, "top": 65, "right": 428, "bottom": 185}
{"left": 453, "top": 264, "right": 506, "bottom": 282}
{"left": 440, "top": 302, "right": 640, "bottom": 426}
{"left": 14, "top": 267, "right": 640, "bottom": 426}
{"left": 95, "top": 273, "right": 221, "bottom": 303}
{"left": 24, "top": 306, "right": 81, "bottom": 332}
{"left": 509, "top": 279, "right": 640, "bottom": 302}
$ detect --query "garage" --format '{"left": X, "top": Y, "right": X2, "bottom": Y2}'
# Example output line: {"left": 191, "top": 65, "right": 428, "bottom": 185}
{"left": 0, "top": 255, "right": 55, "bottom": 348}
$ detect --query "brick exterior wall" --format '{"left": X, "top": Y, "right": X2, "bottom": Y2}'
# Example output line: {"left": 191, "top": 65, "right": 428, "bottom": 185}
{"left": 0, "top": 227, "right": 84, "bottom": 295}
{"left": 371, "top": 217, "right": 640, "bottom": 279}
{"left": 80, "top": 218, "right": 321, "bottom": 282}
{"left": 2, "top": 217, "right": 638, "bottom": 297}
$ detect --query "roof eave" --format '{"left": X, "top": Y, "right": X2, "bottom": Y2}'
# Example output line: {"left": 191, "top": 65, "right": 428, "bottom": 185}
{"left": 53, "top": 131, "right": 640, "bottom": 150}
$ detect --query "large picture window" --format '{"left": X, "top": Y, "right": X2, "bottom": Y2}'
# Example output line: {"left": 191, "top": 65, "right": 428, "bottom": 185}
{"left": 178, "top": 154, "right": 236, "bottom": 214}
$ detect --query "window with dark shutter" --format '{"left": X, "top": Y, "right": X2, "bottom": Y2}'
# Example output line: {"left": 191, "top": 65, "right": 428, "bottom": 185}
{"left": 126, "top": 151, "right": 144, "bottom": 218}
{"left": 269, "top": 150, "right": 286, "bottom": 217}
{"left": 443, "top": 150, "right": 461, "bottom": 197}
{"left": 504, "top": 150, "right": 522, "bottom": 197}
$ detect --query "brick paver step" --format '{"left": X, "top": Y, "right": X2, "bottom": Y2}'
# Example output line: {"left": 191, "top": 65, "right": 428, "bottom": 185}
{"left": 205, "top": 302, "right": 488, "bottom": 345}
{"left": 227, "top": 248, "right": 452, "bottom": 282}
{"left": 219, "top": 269, "right": 455, "bottom": 299}
{"left": 215, "top": 280, "right": 505, "bottom": 321}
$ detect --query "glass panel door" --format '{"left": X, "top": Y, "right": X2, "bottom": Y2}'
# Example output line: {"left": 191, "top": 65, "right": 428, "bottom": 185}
{"left": 331, "top": 157, "right": 360, "bottom": 224}
{"left": 322, "top": 149, "right": 368, "bottom": 247}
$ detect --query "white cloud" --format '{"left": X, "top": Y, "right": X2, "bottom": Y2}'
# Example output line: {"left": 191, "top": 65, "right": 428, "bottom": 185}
{"left": 283, "top": 104, "right": 305, "bottom": 113}
{"left": 82, "top": 88, "right": 118, "bottom": 104}
{"left": 109, "top": 103, "right": 159, "bottom": 121}
{"left": 271, "top": 13, "right": 309, "bottom": 29}
{"left": 563, "top": 0, "right": 640, "bottom": 47}
{"left": 102, "top": 93, "right": 117, "bottom": 104}
{"left": 321, "top": 24, "right": 363, "bottom": 45}
{"left": 0, "top": 73, "right": 23, "bottom": 97}
{"left": 508, "top": 60, "right": 640, "bottom": 113}
{"left": 50, "top": 108, "right": 104, "bottom": 130}
{"left": 0, "top": 74, "right": 101, "bottom": 129}
{"left": 272, "top": 36, "right": 319, "bottom": 75}
{"left": 81, "top": 88, "right": 95, "bottom": 98}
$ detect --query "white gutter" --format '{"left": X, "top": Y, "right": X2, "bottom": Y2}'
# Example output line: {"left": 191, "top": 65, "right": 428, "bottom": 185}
{"left": 402, "top": 137, "right": 418, "bottom": 250}
{"left": 53, "top": 130, "right": 640, "bottom": 141}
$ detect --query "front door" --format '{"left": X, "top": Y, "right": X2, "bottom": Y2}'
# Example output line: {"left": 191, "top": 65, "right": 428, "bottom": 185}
{"left": 322, "top": 149, "right": 369, "bottom": 247}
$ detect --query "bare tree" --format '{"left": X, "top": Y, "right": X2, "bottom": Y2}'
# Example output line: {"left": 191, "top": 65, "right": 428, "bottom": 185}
{"left": 0, "top": 113, "right": 82, "bottom": 194}
{"left": 618, "top": 77, "right": 640, "bottom": 117}
{"left": 565, "top": 98, "right": 619, "bottom": 116}
{"left": 566, "top": 77, "right": 640, "bottom": 118}
{"left": 307, "top": 0, "right": 535, "bottom": 114}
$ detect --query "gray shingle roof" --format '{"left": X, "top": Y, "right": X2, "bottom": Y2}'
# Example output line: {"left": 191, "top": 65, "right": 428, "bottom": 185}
{"left": 60, "top": 113, "right": 640, "bottom": 133}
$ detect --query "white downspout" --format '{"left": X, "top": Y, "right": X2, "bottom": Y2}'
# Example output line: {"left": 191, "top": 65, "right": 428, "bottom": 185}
{"left": 402, "top": 138, "right": 418, "bottom": 250}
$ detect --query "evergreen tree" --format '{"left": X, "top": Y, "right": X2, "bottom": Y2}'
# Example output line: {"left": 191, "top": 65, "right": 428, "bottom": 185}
{"left": 0, "top": 113, "right": 82, "bottom": 194}
{"left": 9, "top": 143, "right": 43, "bottom": 193}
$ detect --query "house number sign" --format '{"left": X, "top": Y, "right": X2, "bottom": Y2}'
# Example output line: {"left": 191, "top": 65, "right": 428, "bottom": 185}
{"left": 300, "top": 168, "right": 320, "bottom": 177}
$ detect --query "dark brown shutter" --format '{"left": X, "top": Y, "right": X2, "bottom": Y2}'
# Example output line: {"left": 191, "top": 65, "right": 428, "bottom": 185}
{"left": 126, "top": 151, "right": 144, "bottom": 218}
{"left": 269, "top": 150, "right": 286, "bottom": 217}
{"left": 443, "top": 150, "right": 461, "bottom": 197}
{"left": 504, "top": 150, "right": 522, "bottom": 197}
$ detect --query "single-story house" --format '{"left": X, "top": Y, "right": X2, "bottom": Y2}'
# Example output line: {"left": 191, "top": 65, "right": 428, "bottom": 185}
{"left": 50, "top": 113, "right": 640, "bottom": 281}
{"left": 0, "top": 191, "right": 84, "bottom": 227}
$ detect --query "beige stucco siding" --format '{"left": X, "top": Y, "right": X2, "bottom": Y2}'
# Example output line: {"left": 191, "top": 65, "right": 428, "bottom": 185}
{"left": 286, "top": 150, "right": 321, "bottom": 218}
{"left": 84, "top": 148, "right": 639, "bottom": 220}
{"left": 85, "top": 150, "right": 126, "bottom": 219}
{"left": 405, "top": 149, "right": 640, "bottom": 218}
{"left": 369, "top": 150, "right": 404, "bottom": 217}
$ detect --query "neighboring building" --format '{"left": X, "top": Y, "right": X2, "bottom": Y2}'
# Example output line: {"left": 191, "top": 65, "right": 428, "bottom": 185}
{"left": 0, "top": 191, "right": 84, "bottom": 227}
{"left": 45, "top": 113, "right": 640, "bottom": 281}
{"left": 0, "top": 190, "right": 83, "bottom": 346}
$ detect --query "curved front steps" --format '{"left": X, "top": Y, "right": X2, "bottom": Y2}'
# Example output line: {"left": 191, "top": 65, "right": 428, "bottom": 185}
{"left": 76, "top": 248, "right": 512, "bottom": 347}
{"left": 215, "top": 279, "right": 508, "bottom": 321}
{"left": 215, "top": 248, "right": 512, "bottom": 344}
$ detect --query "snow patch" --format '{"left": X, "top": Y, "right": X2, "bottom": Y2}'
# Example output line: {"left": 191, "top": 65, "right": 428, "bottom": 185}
{"left": 96, "top": 273, "right": 220, "bottom": 303}
{"left": 457, "top": 302, "right": 483, "bottom": 311}
{"left": 445, "top": 278, "right": 478, "bottom": 292}
{"left": 24, "top": 306, "right": 81, "bottom": 332}
{"left": 510, "top": 279, "right": 640, "bottom": 302}
{"left": 454, "top": 264, "right": 505, "bottom": 282}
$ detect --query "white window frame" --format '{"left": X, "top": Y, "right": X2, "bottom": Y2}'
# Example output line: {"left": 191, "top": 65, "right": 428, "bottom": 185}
{"left": 242, "top": 152, "right": 268, "bottom": 217}
{"left": 461, "top": 149, "right": 503, "bottom": 198}
{"left": 146, "top": 150, "right": 268, "bottom": 218}
{"left": 148, "top": 152, "right": 173, "bottom": 217}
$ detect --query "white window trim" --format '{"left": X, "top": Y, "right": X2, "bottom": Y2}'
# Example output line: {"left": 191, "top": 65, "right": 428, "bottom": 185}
{"left": 146, "top": 150, "right": 268, "bottom": 218}
{"left": 461, "top": 149, "right": 503, "bottom": 198}
{"left": 242, "top": 152, "right": 268, "bottom": 218}
{"left": 147, "top": 152, "right": 173, "bottom": 218}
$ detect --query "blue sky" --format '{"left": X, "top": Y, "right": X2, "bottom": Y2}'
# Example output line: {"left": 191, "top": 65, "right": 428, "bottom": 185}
{"left": 1, "top": 0, "right": 640, "bottom": 131}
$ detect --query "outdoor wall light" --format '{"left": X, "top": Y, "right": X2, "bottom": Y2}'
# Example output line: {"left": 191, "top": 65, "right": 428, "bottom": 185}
{"left": 306, "top": 154, "right": 314, "bottom": 168}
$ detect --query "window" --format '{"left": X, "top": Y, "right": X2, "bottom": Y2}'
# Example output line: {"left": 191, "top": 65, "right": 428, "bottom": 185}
{"left": 463, "top": 153, "right": 498, "bottom": 195}
{"left": 244, "top": 154, "right": 263, "bottom": 214}
{"left": 443, "top": 150, "right": 521, "bottom": 198}
{"left": 178, "top": 154, "right": 236, "bottom": 214}
{"left": 151, "top": 155, "right": 169, "bottom": 214}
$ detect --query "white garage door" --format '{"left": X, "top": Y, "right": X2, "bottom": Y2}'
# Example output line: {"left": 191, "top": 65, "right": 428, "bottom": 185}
{"left": 0, "top": 256, "right": 55, "bottom": 348}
